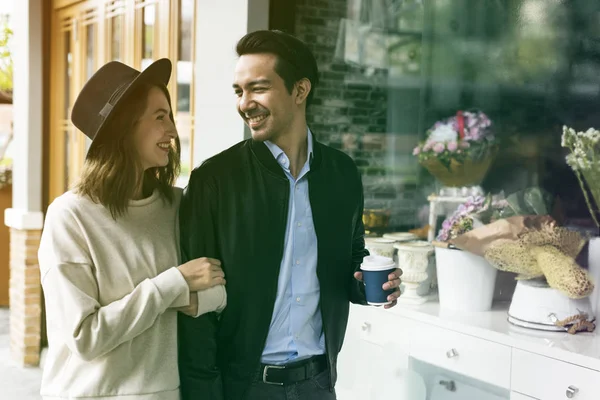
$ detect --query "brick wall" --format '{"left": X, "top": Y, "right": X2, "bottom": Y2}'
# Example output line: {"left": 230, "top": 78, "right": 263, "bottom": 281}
{"left": 295, "top": 0, "right": 424, "bottom": 229}
{"left": 9, "top": 228, "right": 42, "bottom": 366}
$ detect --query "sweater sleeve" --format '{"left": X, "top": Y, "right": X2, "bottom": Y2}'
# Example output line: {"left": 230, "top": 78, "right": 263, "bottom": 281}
{"left": 194, "top": 285, "right": 227, "bottom": 318}
{"left": 39, "top": 201, "right": 190, "bottom": 362}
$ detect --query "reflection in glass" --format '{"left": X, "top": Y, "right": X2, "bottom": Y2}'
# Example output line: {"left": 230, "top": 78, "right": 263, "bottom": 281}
{"left": 141, "top": 5, "right": 155, "bottom": 70}
{"left": 300, "top": 0, "right": 600, "bottom": 231}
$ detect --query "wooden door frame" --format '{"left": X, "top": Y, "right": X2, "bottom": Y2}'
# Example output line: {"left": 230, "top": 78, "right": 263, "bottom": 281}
{"left": 48, "top": 0, "right": 197, "bottom": 202}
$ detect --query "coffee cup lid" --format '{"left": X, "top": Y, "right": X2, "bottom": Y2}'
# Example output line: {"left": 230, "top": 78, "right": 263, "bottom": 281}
{"left": 360, "top": 255, "right": 396, "bottom": 271}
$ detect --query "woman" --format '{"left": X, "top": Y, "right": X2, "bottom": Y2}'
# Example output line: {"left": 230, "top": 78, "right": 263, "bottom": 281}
{"left": 38, "top": 58, "right": 226, "bottom": 400}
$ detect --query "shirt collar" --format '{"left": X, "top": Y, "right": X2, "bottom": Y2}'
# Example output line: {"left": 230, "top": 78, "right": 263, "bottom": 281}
{"left": 264, "top": 129, "right": 314, "bottom": 169}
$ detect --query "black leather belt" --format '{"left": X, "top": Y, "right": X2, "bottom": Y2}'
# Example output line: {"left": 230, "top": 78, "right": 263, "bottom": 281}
{"left": 256, "top": 354, "right": 328, "bottom": 386}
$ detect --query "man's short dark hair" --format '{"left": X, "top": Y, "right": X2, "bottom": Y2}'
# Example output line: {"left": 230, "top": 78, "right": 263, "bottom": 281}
{"left": 236, "top": 30, "right": 319, "bottom": 107}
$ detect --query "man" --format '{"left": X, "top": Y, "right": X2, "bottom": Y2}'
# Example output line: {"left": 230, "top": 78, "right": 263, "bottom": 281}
{"left": 178, "top": 30, "right": 402, "bottom": 400}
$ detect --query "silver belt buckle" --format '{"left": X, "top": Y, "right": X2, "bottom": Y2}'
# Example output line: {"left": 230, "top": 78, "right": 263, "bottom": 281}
{"left": 262, "top": 364, "right": 285, "bottom": 385}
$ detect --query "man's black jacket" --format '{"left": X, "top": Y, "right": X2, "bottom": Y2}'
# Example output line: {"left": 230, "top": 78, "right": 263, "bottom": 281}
{"left": 178, "top": 135, "right": 368, "bottom": 400}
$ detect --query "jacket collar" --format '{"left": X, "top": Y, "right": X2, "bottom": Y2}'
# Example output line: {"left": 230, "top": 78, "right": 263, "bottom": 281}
{"left": 249, "top": 130, "right": 322, "bottom": 178}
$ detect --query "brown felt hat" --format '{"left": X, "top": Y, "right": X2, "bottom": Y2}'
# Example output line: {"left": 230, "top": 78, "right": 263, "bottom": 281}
{"left": 71, "top": 58, "right": 172, "bottom": 141}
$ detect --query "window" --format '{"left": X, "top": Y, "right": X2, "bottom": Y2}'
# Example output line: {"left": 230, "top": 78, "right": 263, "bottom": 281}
{"left": 293, "top": 0, "right": 600, "bottom": 235}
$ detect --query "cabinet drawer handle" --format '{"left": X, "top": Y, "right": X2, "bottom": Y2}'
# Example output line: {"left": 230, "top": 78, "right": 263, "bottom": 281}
{"left": 361, "top": 322, "right": 371, "bottom": 332}
{"left": 439, "top": 380, "right": 456, "bottom": 392}
{"left": 566, "top": 385, "right": 579, "bottom": 398}
{"left": 446, "top": 348, "right": 459, "bottom": 358}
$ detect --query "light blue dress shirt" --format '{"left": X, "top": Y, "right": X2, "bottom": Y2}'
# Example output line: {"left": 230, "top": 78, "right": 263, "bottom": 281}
{"left": 261, "top": 131, "right": 325, "bottom": 364}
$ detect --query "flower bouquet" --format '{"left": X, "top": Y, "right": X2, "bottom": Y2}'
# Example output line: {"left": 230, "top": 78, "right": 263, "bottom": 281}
{"left": 561, "top": 126, "right": 600, "bottom": 227}
{"left": 436, "top": 194, "right": 499, "bottom": 242}
{"left": 436, "top": 188, "right": 596, "bottom": 330}
{"left": 443, "top": 188, "right": 594, "bottom": 299}
{"left": 432, "top": 194, "right": 502, "bottom": 311}
{"left": 414, "top": 110, "right": 498, "bottom": 187}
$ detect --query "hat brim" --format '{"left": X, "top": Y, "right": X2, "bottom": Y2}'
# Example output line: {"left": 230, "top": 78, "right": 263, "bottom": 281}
{"left": 86, "top": 58, "right": 172, "bottom": 146}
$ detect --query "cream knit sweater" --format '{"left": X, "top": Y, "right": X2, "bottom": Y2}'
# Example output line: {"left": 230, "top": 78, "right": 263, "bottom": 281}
{"left": 38, "top": 188, "right": 226, "bottom": 400}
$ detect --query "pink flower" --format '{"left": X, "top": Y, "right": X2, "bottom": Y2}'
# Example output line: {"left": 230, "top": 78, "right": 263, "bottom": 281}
{"left": 447, "top": 141, "right": 458, "bottom": 152}
{"left": 423, "top": 141, "right": 434, "bottom": 151}
{"left": 413, "top": 146, "right": 421, "bottom": 155}
{"left": 433, "top": 143, "right": 445, "bottom": 153}
{"left": 467, "top": 126, "right": 480, "bottom": 140}
{"left": 459, "top": 141, "right": 470, "bottom": 149}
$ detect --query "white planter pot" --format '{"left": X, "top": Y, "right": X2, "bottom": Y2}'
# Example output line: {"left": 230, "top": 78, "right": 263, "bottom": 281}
{"left": 508, "top": 278, "right": 594, "bottom": 331}
{"left": 588, "top": 237, "right": 600, "bottom": 318}
{"left": 365, "top": 238, "right": 396, "bottom": 259}
{"left": 435, "top": 247, "right": 498, "bottom": 312}
{"left": 395, "top": 241, "right": 434, "bottom": 305}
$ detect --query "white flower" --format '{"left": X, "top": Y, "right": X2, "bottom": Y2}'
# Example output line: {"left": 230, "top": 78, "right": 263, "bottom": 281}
{"left": 582, "top": 128, "right": 600, "bottom": 144}
{"left": 428, "top": 123, "right": 458, "bottom": 143}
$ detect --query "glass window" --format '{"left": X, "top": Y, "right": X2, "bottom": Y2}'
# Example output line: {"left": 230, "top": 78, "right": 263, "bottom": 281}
{"left": 294, "top": 0, "right": 600, "bottom": 235}
{"left": 85, "top": 24, "right": 95, "bottom": 79}
{"left": 110, "top": 14, "right": 123, "bottom": 61}
{"left": 64, "top": 31, "right": 71, "bottom": 119}
{"left": 141, "top": 4, "right": 156, "bottom": 70}
{"left": 175, "top": 0, "right": 194, "bottom": 186}
{"left": 107, "top": 1, "right": 125, "bottom": 61}
{"left": 84, "top": 23, "right": 95, "bottom": 152}
{"left": 64, "top": 30, "right": 72, "bottom": 190}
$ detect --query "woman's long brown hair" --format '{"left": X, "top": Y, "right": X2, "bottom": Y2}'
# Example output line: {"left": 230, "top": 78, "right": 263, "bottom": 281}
{"left": 75, "top": 82, "right": 181, "bottom": 219}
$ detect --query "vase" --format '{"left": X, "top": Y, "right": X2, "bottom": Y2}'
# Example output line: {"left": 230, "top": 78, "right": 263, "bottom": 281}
{"left": 365, "top": 237, "right": 396, "bottom": 259}
{"left": 435, "top": 246, "right": 498, "bottom": 312}
{"left": 508, "top": 278, "right": 595, "bottom": 331}
{"left": 416, "top": 253, "right": 436, "bottom": 296}
{"left": 420, "top": 155, "right": 496, "bottom": 188}
{"left": 395, "top": 241, "right": 434, "bottom": 305}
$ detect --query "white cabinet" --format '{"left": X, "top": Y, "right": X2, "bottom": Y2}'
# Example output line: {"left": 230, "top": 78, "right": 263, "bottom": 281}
{"left": 511, "top": 349, "right": 600, "bottom": 400}
{"left": 337, "top": 305, "right": 408, "bottom": 400}
{"left": 409, "top": 320, "right": 511, "bottom": 389}
{"left": 336, "top": 333, "right": 383, "bottom": 399}
{"left": 351, "top": 304, "right": 411, "bottom": 349}
{"left": 337, "top": 305, "right": 509, "bottom": 399}
{"left": 337, "top": 304, "right": 600, "bottom": 400}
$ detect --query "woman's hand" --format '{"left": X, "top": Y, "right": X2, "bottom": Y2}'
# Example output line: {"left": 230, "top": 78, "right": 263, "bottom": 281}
{"left": 177, "top": 257, "right": 225, "bottom": 292}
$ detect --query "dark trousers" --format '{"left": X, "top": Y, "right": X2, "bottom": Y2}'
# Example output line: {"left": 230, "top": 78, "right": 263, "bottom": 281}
{"left": 243, "top": 369, "right": 337, "bottom": 400}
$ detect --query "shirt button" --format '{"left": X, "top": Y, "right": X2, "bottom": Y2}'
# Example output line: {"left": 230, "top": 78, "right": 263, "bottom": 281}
{"left": 296, "top": 297, "right": 301, "bottom": 302}
{"left": 297, "top": 222, "right": 302, "bottom": 227}
{"left": 296, "top": 260, "right": 300, "bottom": 265}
